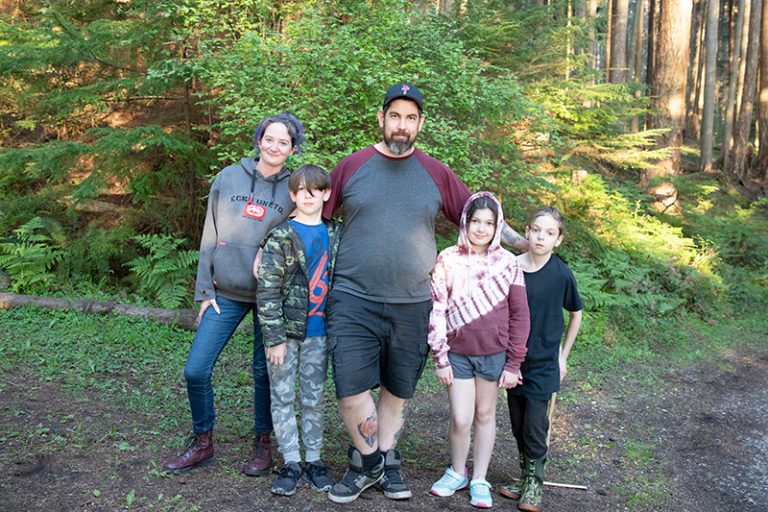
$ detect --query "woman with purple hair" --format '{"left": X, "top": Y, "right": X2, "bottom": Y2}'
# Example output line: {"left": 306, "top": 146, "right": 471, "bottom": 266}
{"left": 164, "top": 113, "right": 304, "bottom": 476}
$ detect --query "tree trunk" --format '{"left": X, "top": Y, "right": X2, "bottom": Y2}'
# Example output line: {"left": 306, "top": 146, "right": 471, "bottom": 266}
{"left": 736, "top": 0, "right": 753, "bottom": 119}
{"left": 645, "top": 0, "right": 693, "bottom": 212}
{"left": 685, "top": 0, "right": 705, "bottom": 140}
{"left": 631, "top": 0, "right": 647, "bottom": 132}
{"left": 610, "top": 0, "right": 631, "bottom": 83}
{"left": 756, "top": 0, "right": 768, "bottom": 182}
{"left": 731, "top": 0, "right": 763, "bottom": 183}
{"left": 701, "top": 0, "right": 722, "bottom": 172}
{"left": 587, "top": 0, "right": 600, "bottom": 80}
{"left": 646, "top": 0, "right": 659, "bottom": 94}
{"left": 722, "top": 0, "right": 747, "bottom": 170}
{"left": 439, "top": 0, "right": 456, "bottom": 15}
{"left": 606, "top": 0, "right": 614, "bottom": 81}
{"left": 0, "top": 293, "right": 201, "bottom": 331}
{"left": 567, "top": 0, "right": 573, "bottom": 79}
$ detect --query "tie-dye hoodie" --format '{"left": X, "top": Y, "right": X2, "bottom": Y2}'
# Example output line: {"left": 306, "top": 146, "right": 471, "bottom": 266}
{"left": 427, "top": 191, "right": 530, "bottom": 374}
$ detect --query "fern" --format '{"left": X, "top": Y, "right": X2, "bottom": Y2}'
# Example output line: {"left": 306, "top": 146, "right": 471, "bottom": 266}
{"left": 125, "top": 234, "right": 198, "bottom": 309}
{"left": 0, "top": 217, "right": 64, "bottom": 293}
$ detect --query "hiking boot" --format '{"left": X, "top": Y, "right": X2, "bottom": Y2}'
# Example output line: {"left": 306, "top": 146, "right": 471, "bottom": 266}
{"left": 430, "top": 466, "right": 469, "bottom": 497}
{"left": 377, "top": 449, "right": 412, "bottom": 499}
{"left": 244, "top": 431, "right": 272, "bottom": 476}
{"left": 305, "top": 460, "right": 334, "bottom": 492}
{"left": 271, "top": 462, "right": 302, "bottom": 496}
{"left": 162, "top": 430, "right": 214, "bottom": 472}
{"left": 518, "top": 455, "right": 546, "bottom": 512}
{"left": 328, "top": 447, "right": 384, "bottom": 504}
{"left": 500, "top": 452, "right": 528, "bottom": 500}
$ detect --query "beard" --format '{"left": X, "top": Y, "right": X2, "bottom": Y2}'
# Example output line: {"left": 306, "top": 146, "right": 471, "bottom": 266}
{"left": 383, "top": 129, "right": 416, "bottom": 155}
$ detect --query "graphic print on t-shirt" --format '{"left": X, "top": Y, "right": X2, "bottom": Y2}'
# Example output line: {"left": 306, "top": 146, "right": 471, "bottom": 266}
{"left": 290, "top": 220, "right": 329, "bottom": 336}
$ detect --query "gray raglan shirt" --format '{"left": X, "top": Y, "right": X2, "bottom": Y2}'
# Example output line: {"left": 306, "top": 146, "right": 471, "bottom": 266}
{"left": 323, "top": 146, "right": 471, "bottom": 303}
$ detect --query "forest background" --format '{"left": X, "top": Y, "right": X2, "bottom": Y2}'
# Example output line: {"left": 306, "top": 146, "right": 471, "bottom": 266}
{"left": 1, "top": 0, "right": 767, "bottom": 318}
{"left": 1, "top": 1, "right": 768, "bottom": 511}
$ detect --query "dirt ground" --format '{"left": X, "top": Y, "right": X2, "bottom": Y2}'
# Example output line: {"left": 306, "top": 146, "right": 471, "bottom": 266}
{"left": 1, "top": 344, "right": 766, "bottom": 512}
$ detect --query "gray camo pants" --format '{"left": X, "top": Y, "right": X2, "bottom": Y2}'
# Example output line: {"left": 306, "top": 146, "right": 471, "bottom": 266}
{"left": 266, "top": 335, "right": 328, "bottom": 464}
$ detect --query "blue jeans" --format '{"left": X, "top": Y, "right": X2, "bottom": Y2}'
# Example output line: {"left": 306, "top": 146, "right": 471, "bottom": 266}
{"left": 184, "top": 295, "right": 272, "bottom": 434}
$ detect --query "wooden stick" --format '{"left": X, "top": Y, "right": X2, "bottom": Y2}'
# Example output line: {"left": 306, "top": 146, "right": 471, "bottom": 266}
{"left": 546, "top": 392, "right": 558, "bottom": 447}
{"left": 507, "top": 478, "right": 588, "bottom": 491}
{"left": 541, "top": 392, "right": 588, "bottom": 490}
{"left": 544, "top": 480, "right": 588, "bottom": 490}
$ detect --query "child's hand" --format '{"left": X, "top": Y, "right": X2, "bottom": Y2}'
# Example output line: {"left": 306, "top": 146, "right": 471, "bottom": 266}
{"left": 559, "top": 355, "right": 568, "bottom": 382}
{"left": 499, "top": 370, "right": 523, "bottom": 389}
{"left": 252, "top": 248, "right": 263, "bottom": 279}
{"left": 267, "top": 344, "right": 286, "bottom": 366}
{"left": 436, "top": 366, "right": 453, "bottom": 386}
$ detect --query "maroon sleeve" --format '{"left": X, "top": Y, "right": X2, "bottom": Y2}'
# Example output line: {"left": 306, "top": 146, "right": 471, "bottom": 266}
{"left": 322, "top": 146, "right": 376, "bottom": 220}
{"left": 414, "top": 149, "right": 472, "bottom": 226}
{"left": 505, "top": 269, "right": 530, "bottom": 373}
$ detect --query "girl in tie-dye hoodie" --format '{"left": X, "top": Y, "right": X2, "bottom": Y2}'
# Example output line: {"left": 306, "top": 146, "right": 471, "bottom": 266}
{"left": 427, "top": 191, "right": 530, "bottom": 509}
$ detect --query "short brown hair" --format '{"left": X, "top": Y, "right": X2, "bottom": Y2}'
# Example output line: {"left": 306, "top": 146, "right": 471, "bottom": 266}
{"left": 289, "top": 164, "right": 330, "bottom": 194}
{"left": 527, "top": 206, "right": 565, "bottom": 235}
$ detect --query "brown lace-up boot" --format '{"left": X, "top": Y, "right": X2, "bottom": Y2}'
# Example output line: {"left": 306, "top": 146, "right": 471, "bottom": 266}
{"left": 163, "top": 431, "right": 214, "bottom": 472}
{"left": 244, "top": 432, "right": 272, "bottom": 476}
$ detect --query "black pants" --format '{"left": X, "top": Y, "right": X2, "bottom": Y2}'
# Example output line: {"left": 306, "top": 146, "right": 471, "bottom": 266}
{"left": 507, "top": 394, "right": 550, "bottom": 459}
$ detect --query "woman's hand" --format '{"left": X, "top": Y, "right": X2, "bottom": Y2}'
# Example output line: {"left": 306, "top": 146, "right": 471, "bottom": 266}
{"left": 197, "top": 298, "right": 220, "bottom": 324}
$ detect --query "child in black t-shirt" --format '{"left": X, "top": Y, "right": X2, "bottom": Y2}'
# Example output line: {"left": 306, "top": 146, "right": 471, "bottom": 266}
{"left": 500, "top": 207, "right": 583, "bottom": 512}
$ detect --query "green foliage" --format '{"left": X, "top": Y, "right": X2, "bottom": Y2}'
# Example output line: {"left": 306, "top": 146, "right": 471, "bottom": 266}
{"left": 124, "top": 234, "right": 198, "bottom": 308}
{"left": 556, "top": 170, "right": 725, "bottom": 318}
{"left": 455, "top": 0, "right": 596, "bottom": 81}
{"left": 528, "top": 81, "right": 648, "bottom": 140}
{"left": 580, "top": 129, "right": 672, "bottom": 172}
{"left": 57, "top": 224, "right": 136, "bottom": 291}
{"left": 82, "top": 125, "right": 212, "bottom": 208}
{"left": 0, "top": 217, "right": 64, "bottom": 293}
{"left": 193, "top": 0, "right": 536, "bottom": 189}
{"left": 0, "top": 141, "right": 90, "bottom": 192}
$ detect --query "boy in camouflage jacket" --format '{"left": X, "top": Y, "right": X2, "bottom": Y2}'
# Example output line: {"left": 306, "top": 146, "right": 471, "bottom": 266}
{"left": 257, "top": 165, "right": 341, "bottom": 496}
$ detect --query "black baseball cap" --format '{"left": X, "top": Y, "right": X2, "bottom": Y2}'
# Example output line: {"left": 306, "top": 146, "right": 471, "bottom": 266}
{"left": 382, "top": 82, "right": 424, "bottom": 111}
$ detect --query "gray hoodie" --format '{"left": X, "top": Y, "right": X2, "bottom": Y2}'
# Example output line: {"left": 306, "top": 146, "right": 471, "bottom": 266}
{"left": 194, "top": 157, "right": 295, "bottom": 303}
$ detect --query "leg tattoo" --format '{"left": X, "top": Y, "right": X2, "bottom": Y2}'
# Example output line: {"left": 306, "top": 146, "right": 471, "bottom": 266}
{"left": 357, "top": 412, "right": 378, "bottom": 448}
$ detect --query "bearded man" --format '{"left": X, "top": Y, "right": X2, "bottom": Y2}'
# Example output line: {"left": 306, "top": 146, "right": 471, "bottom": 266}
{"left": 322, "top": 82, "right": 529, "bottom": 504}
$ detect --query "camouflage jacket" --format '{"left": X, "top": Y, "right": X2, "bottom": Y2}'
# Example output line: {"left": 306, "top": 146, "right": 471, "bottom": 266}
{"left": 257, "top": 219, "right": 341, "bottom": 346}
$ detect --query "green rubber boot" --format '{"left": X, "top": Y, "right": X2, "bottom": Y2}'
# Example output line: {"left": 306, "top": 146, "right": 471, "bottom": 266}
{"left": 500, "top": 452, "right": 527, "bottom": 500}
{"left": 517, "top": 455, "right": 545, "bottom": 512}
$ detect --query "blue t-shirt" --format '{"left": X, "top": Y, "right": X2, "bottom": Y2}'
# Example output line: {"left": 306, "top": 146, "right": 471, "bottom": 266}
{"left": 290, "top": 220, "right": 330, "bottom": 336}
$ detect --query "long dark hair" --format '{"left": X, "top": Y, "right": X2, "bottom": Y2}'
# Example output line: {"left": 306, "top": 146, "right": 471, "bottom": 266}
{"left": 466, "top": 195, "right": 499, "bottom": 226}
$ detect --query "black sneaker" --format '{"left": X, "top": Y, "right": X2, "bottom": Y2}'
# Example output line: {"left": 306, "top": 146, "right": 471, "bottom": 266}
{"left": 271, "top": 462, "right": 302, "bottom": 496}
{"left": 328, "top": 447, "right": 384, "bottom": 504}
{"left": 305, "top": 460, "right": 334, "bottom": 492}
{"left": 377, "top": 449, "right": 412, "bottom": 499}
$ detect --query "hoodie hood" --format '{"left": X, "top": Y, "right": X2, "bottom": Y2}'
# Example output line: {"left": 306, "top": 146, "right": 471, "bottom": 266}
{"left": 457, "top": 191, "right": 505, "bottom": 254}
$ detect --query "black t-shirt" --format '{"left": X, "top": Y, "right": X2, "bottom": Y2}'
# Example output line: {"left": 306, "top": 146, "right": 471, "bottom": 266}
{"left": 509, "top": 255, "right": 582, "bottom": 400}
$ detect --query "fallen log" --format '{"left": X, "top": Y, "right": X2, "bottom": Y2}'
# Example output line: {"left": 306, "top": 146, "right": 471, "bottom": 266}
{"left": 0, "top": 292, "right": 200, "bottom": 331}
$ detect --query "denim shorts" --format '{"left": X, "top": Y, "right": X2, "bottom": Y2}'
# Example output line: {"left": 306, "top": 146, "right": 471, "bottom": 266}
{"left": 448, "top": 351, "right": 506, "bottom": 382}
{"left": 326, "top": 290, "right": 432, "bottom": 400}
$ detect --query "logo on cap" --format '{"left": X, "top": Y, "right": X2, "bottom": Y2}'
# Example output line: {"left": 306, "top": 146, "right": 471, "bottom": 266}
{"left": 401, "top": 84, "right": 410, "bottom": 95}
